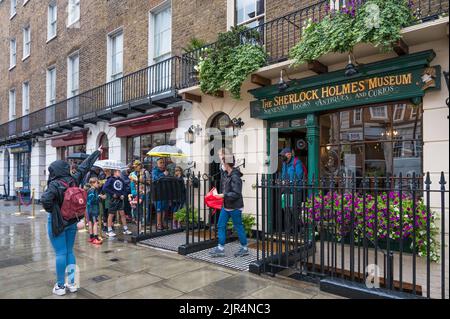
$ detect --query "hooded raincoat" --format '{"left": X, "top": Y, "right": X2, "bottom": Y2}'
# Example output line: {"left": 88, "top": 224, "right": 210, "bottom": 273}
{"left": 41, "top": 150, "right": 101, "bottom": 236}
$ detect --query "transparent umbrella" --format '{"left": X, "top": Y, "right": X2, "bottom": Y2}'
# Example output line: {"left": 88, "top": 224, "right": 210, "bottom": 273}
{"left": 146, "top": 145, "right": 187, "bottom": 158}
{"left": 93, "top": 159, "right": 128, "bottom": 171}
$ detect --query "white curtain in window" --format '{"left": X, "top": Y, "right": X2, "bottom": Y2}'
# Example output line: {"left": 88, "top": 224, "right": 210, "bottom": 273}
{"left": 153, "top": 6, "right": 171, "bottom": 61}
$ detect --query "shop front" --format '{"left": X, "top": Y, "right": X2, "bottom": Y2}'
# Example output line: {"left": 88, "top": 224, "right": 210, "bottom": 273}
{"left": 249, "top": 50, "right": 440, "bottom": 182}
{"left": 110, "top": 108, "right": 181, "bottom": 171}
{"left": 51, "top": 129, "right": 88, "bottom": 163}
{"left": 6, "top": 141, "right": 32, "bottom": 197}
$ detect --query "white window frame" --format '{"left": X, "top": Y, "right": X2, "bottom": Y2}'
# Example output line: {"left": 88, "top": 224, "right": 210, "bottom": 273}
{"left": 353, "top": 108, "right": 362, "bottom": 124}
{"left": 9, "top": 89, "right": 16, "bottom": 121}
{"left": 107, "top": 28, "right": 124, "bottom": 81}
{"left": 235, "top": 0, "right": 265, "bottom": 27}
{"left": 393, "top": 104, "right": 406, "bottom": 122}
{"left": 46, "top": 66, "right": 57, "bottom": 106}
{"left": 369, "top": 105, "right": 388, "bottom": 120}
{"left": 67, "top": 51, "right": 79, "bottom": 98}
{"left": 329, "top": 0, "right": 346, "bottom": 11}
{"left": 22, "top": 26, "right": 31, "bottom": 60}
{"left": 22, "top": 81, "right": 30, "bottom": 115}
{"left": 149, "top": 2, "right": 172, "bottom": 65}
{"left": 47, "top": 3, "right": 57, "bottom": 41}
{"left": 10, "top": 0, "right": 17, "bottom": 19}
{"left": 107, "top": 29, "right": 123, "bottom": 105}
{"left": 9, "top": 38, "right": 16, "bottom": 69}
{"left": 67, "top": 0, "right": 80, "bottom": 27}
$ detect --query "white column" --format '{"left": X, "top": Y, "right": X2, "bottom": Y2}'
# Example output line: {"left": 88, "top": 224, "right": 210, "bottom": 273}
{"left": 30, "top": 141, "right": 47, "bottom": 200}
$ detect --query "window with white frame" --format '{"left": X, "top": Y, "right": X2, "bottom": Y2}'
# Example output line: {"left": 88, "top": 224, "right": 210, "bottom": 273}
{"left": 369, "top": 105, "right": 388, "bottom": 120}
{"left": 393, "top": 104, "right": 406, "bottom": 121}
{"left": 67, "top": 0, "right": 80, "bottom": 26}
{"left": 152, "top": 5, "right": 171, "bottom": 63}
{"left": 23, "top": 26, "right": 31, "bottom": 58}
{"left": 235, "top": 0, "right": 264, "bottom": 27}
{"left": 108, "top": 30, "right": 123, "bottom": 80}
{"left": 329, "top": 0, "right": 346, "bottom": 11}
{"left": 46, "top": 67, "right": 56, "bottom": 106}
{"left": 48, "top": 3, "right": 57, "bottom": 40}
{"left": 10, "top": 0, "right": 17, "bottom": 18}
{"left": 10, "top": 38, "right": 16, "bottom": 68}
{"left": 67, "top": 52, "right": 79, "bottom": 97}
{"left": 353, "top": 108, "right": 362, "bottom": 124}
{"left": 22, "top": 82, "right": 30, "bottom": 115}
{"left": 9, "top": 89, "right": 16, "bottom": 121}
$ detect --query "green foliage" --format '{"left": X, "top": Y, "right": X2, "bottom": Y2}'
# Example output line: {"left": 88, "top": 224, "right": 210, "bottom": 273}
{"left": 197, "top": 26, "right": 267, "bottom": 99}
{"left": 174, "top": 207, "right": 200, "bottom": 224}
{"left": 227, "top": 213, "right": 256, "bottom": 238}
{"left": 290, "top": 0, "right": 415, "bottom": 65}
{"left": 182, "top": 37, "right": 208, "bottom": 54}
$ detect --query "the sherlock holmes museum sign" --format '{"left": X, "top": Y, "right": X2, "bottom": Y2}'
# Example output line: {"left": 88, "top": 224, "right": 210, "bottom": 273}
{"left": 250, "top": 51, "right": 441, "bottom": 120}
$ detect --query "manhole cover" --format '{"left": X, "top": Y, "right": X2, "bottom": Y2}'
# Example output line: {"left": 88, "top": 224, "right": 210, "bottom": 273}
{"left": 91, "top": 275, "right": 111, "bottom": 283}
{"left": 109, "top": 258, "right": 120, "bottom": 262}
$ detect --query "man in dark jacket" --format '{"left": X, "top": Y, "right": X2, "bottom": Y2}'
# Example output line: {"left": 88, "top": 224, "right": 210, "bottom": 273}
{"left": 40, "top": 147, "right": 102, "bottom": 296}
{"left": 209, "top": 155, "right": 249, "bottom": 258}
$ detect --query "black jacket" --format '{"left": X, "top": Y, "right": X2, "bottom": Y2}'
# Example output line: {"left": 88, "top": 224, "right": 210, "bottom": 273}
{"left": 41, "top": 150, "right": 101, "bottom": 236}
{"left": 222, "top": 168, "right": 244, "bottom": 210}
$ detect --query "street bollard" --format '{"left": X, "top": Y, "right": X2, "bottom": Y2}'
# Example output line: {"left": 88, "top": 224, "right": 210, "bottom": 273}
{"left": 17, "top": 189, "right": 21, "bottom": 213}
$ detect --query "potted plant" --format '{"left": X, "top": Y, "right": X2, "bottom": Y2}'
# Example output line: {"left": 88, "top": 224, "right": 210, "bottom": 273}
{"left": 227, "top": 213, "right": 256, "bottom": 238}
{"left": 174, "top": 207, "right": 201, "bottom": 229}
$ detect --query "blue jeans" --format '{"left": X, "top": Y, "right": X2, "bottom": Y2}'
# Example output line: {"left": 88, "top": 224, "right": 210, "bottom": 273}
{"left": 217, "top": 208, "right": 248, "bottom": 247}
{"left": 47, "top": 215, "right": 77, "bottom": 286}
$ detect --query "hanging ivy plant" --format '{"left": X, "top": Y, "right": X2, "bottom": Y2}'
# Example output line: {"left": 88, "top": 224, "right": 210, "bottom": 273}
{"left": 290, "top": 0, "right": 416, "bottom": 66}
{"left": 197, "top": 26, "right": 267, "bottom": 99}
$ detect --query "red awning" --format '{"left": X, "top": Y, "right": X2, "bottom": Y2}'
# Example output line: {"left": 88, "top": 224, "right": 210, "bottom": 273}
{"left": 110, "top": 108, "right": 181, "bottom": 138}
{"left": 51, "top": 130, "right": 87, "bottom": 148}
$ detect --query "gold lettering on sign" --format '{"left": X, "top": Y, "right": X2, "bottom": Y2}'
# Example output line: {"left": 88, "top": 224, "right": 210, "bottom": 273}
{"left": 260, "top": 72, "right": 414, "bottom": 110}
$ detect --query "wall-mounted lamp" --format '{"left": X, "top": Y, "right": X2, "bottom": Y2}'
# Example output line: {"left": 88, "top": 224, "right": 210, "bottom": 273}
{"left": 278, "top": 69, "right": 290, "bottom": 92}
{"left": 345, "top": 52, "right": 359, "bottom": 77}
{"left": 184, "top": 124, "right": 202, "bottom": 144}
{"left": 230, "top": 117, "right": 245, "bottom": 137}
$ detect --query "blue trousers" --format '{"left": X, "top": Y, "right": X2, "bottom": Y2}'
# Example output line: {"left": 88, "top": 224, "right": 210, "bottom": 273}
{"left": 47, "top": 215, "right": 77, "bottom": 286}
{"left": 217, "top": 208, "right": 248, "bottom": 247}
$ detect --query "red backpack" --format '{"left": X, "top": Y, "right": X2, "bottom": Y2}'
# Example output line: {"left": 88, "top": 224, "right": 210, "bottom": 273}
{"left": 59, "top": 180, "right": 87, "bottom": 221}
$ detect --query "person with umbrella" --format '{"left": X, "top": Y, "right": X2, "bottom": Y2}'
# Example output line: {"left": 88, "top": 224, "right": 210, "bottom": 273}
{"left": 152, "top": 157, "right": 169, "bottom": 230}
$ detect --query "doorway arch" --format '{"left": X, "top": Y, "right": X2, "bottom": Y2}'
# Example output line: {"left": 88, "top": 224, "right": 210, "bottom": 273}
{"left": 207, "top": 112, "right": 233, "bottom": 189}
{"left": 98, "top": 133, "right": 109, "bottom": 160}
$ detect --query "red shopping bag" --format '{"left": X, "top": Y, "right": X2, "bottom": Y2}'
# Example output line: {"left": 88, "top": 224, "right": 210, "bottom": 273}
{"left": 204, "top": 187, "right": 223, "bottom": 215}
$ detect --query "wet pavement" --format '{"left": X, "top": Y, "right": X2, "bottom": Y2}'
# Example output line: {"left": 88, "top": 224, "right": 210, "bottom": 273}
{"left": 0, "top": 200, "right": 342, "bottom": 299}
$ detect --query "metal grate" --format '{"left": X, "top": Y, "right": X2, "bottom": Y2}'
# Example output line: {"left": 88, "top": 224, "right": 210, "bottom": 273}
{"left": 186, "top": 241, "right": 257, "bottom": 272}
{"left": 91, "top": 275, "right": 112, "bottom": 283}
{"left": 139, "top": 232, "right": 201, "bottom": 252}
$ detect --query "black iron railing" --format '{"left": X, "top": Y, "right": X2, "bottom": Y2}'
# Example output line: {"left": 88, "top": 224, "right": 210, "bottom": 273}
{"left": 183, "top": 0, "right": 449, "bottom": 69}
{"left": 0, "top": 56, "right": 196, "bottom": 144}
{"left": 253, "top": 172, "right": 449, "bottom": 299}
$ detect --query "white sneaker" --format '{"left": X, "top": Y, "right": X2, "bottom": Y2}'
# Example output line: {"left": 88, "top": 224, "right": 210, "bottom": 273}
{"left": 107, "top": 231, "right": 116, "bottom": 237}
{"left": 123, "top": 229, "right": 132, "bottom": 235}
{"left": 65, "top": 283, "right": 78, "bottom": 293}
{"left": 52, "top": 283, "right": 66, "bottom": 296}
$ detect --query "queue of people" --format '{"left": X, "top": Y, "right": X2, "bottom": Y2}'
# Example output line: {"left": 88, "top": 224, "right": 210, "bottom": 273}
{"left": 41, "top": 146, "right": 260, "bottom": 296}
